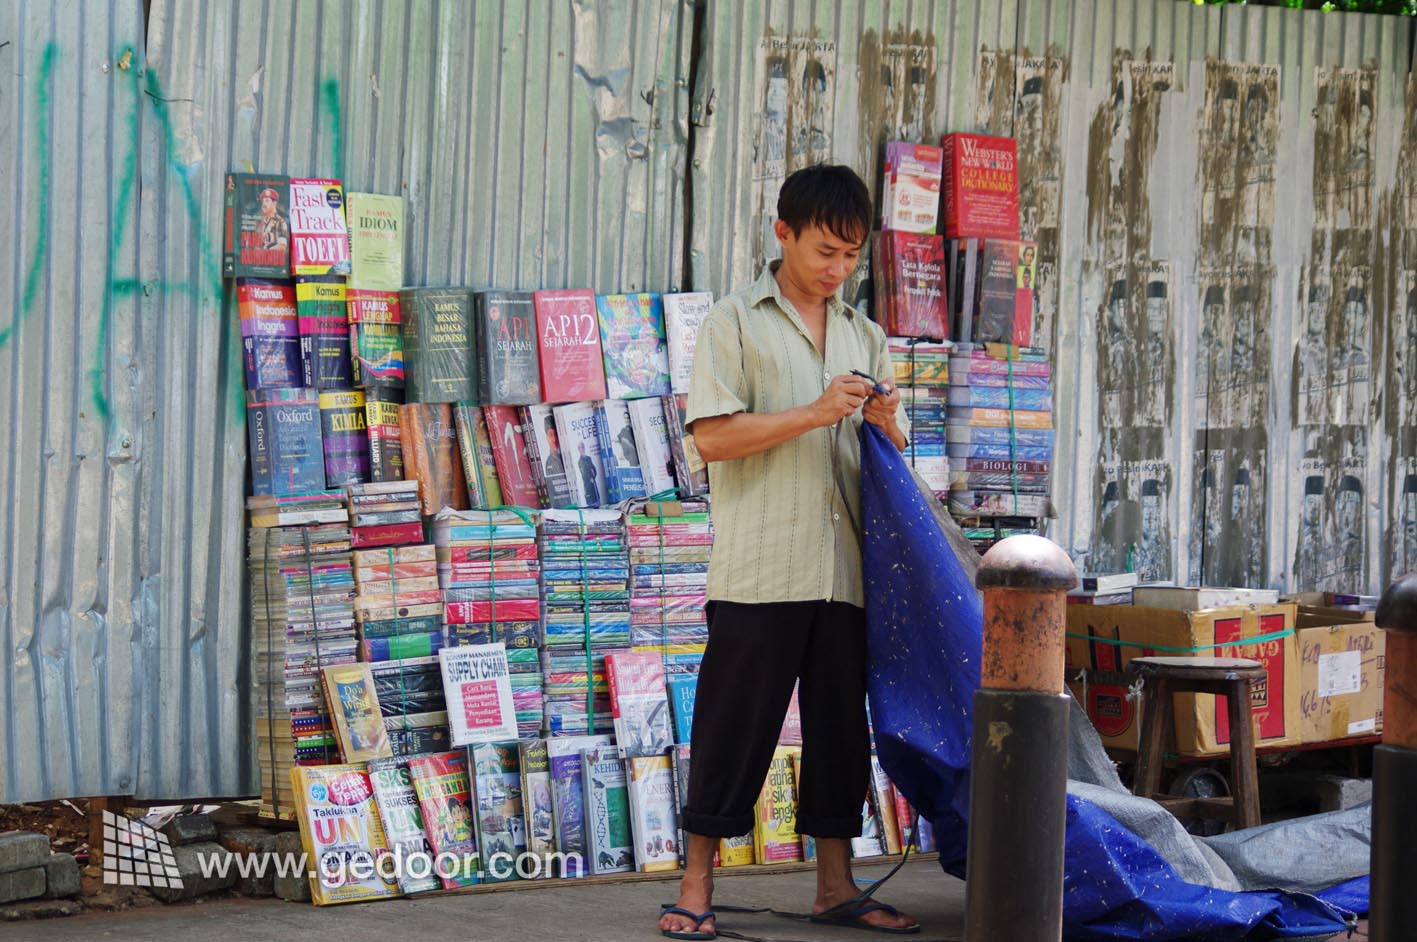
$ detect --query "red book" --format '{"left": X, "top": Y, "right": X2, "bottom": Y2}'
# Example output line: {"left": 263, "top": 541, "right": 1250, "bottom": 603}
{"left": 351, "top": 521, "right": 426, "bottom": 548}
{"left": 533, "top": 289, "right": 608, "bottom": 403}
{"left": 872, "top": 231, "right": 948, "bottom": 339}
{"left": 941, "top": 134, "right": 1020, "bottom": 241}
{"left": 778, "top": 683, "right": 803, "bottom": 745}
{"left": 972, "top": 239, "right": 1034, "bottom": 347}
{"left": 890, "top": 785, "right": 914, "bottom": 851}
{"left": 482, "top": 405, "right": 542, "bottom": 507}
{"left": 443, "top": 599, "right": 541, "bottom": 624}
{"left": 406, "top": 751, "right": 479, "bottom": 889}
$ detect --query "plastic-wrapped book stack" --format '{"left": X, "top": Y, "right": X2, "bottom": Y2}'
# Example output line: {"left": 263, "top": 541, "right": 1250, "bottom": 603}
{"left": 538, "top": 508, "right": 630, "bottom": 737}
{"left": 888, "top": 338, "right": 952, "bottom": 500}
{"left": 247, "top": 493, "right": 358, "bottom": 819}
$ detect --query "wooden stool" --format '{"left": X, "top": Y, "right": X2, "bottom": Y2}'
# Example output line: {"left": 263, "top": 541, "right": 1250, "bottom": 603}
{"left": 1128, "top": 656, "right": 1266, "bottom": 831}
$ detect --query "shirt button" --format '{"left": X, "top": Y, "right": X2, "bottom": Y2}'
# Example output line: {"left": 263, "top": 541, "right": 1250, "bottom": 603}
{"left": 833, "top": 513, "right": 840, "bottom": 521}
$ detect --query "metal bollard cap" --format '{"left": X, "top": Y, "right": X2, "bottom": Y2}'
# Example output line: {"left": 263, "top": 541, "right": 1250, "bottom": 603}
{"left": 1376, "top": 571, "right": 1417, "bottom": 633}
{"left": 976, "top": 534, "right": 1079, "bottom": 591}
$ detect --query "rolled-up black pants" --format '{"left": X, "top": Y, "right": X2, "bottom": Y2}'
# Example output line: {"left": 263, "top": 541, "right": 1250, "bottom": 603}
{"left": 681, "top": 600, "right": 870, "bottom": 839}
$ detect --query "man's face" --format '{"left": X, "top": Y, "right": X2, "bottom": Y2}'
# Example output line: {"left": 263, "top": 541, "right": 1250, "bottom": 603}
{"left": 1022, "top": 247, "right": 1035, "bottom": 267}
{"left": 774, "top": 220, "right": 863, "bottom": 300}
{"left": 261, "top": 195, "right": 277, "bottom": 217}
{"left": 1303, "top": 494, "right": 1322, "bottom": 527}
{"left": 546, "top": 428, "right": 559, "bottom": 451}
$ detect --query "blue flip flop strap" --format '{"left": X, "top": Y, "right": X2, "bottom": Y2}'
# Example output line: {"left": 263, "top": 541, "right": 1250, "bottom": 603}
{"left": 661, "top": 905, "right": 716, "bottom": 927}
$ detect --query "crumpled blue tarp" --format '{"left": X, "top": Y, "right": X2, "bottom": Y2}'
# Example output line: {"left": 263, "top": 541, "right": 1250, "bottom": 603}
{"left": 858, "top": 424, "right": 1361, "bottom": 940}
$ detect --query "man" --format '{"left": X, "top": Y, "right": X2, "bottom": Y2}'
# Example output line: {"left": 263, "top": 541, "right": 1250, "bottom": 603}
{"left": 658, "top": 165, "right": 917, "bottom": 940}
{"left": 257, "top": 187, "right": 289, "bottom": 253}
{"left": 576, "top": 441, "right": 600, "bottom": 507}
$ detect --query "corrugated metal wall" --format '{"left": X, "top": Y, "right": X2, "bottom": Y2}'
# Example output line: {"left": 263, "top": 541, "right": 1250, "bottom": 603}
{"left": 2, "top": 0, "right": 1413, "bottom": 802}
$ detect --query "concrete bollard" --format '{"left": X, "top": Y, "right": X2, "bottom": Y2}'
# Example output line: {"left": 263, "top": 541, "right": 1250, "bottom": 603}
{"left": 965, "top": 534, "right": 1077, "bottom": 942}
{"left": 1371, "top": 572, "right": 1417, "bottom": 942}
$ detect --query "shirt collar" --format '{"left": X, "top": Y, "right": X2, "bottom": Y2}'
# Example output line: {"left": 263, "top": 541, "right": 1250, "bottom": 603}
{"left": 749, "top": 259, "right": 854, "bottom": 318}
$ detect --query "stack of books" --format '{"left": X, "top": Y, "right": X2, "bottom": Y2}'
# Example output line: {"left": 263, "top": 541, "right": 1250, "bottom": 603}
{"left": 539, "top": 646, "right": 621, "bottom": 738}
{"left": 1067, "top": 572, "right": 1139, "bottom": 606}
{"left": 627, "top": 500, "right": 712, "bottom": 650}
{"left": 889, "top": 339, "right": 952, "bottom": 499}
{"left": 432, "top": 508, "right": 542, "bottom": 650}
{"left": 368, "top": 655, "right": 451, "bottom": 756}
{"left": 348, "top": 480, "right": 424, "bottom": 548}
{"left": 507, "top": 646, "right": 546, "bottom": 739}
{"left": 352, "top": 543, "right": 444, "bottom": 662}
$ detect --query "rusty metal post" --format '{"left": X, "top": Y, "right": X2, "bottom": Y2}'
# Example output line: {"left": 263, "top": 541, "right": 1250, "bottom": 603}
{"left": 965, "top": 535, "right": 1077, "bottom": 942}
{"left": 1371, "top": 573, "right": 1417, "bottom": 942}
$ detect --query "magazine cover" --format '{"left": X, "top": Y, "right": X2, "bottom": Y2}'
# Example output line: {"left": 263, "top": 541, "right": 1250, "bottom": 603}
{"left": 469, "top": 741, "right": 527, "bottom": 883}
{"left": 407, "top": 750, "right": 481, "bottom": 888}
{"left": 753, "top": 746, "right": 802, "bottom": 864}
{"left": 594, "top": 400, "right": 647, "bottom": 504}
{"left": 518, "top": 739, "right": 557, "bottom": 878}
{"left": 546, "top": 734, "right": 611, "bottom": 878}
{"left": 605, "top": 651, "right": 672, "bottom": 757}
{"left": 627, "top": 755, "right": 679, "bottom": 872}
{"left": 290, "top": 764, "right": 403, "bottom": 904}
{"left": 367, "top": 757, "right": 441, "bottom": 894}
{"left": 595, "top": 293, "right": 671, "bottom": 399}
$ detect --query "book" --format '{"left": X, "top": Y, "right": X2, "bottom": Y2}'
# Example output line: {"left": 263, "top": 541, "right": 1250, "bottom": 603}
{"left": 753, "top": 746, "right": 802, "bottom": 864}
{"left": 627, "top": 398, "right": 678, "bottom": 499}
{"left": 1130, "top": 586, "right": 1280, "bottom": 610}
{"left": 523, "top": 404, "right": 574, "bottom": 508}
{"left": 663, "top": 292, "right": 713, "bottom": 395}
{"left": 407, "top": 750, "right": 480, "bottom": 888}
{"left": 518, "top": 739, "right": 557, "bottom": 878}
{"left": 321, "top": 663, "right": 393, "bottom": 762}
{"left": 484, "top": 406, "right": 541, "bottom": 507}
{"left": 401, "top": 287, "right": 477, "bottom": 403}
{"left": 399, "top": 402, "right": 467, "bottom": 515}
{"left": 475, "top": 291, "right": 541, "bottom": 405}
{"left": 439, "top": 643, "right": 517, "bottom": 745}
{"left": 346, "top": 192, "right": 404, "bottom": 290}
{"left": 546, "top": 734, "right": 612, "bottom": 878}
{"left": 666, "top": 673, "right": 697, "bottom": 744}
{"left": 870, "top": 755, "right": 901, "bottom": 856}
{"left": 719, "top": 832, "right": 754, "bottom": 867}
{"left": 581, "top": 746, "right": 633, "bottom": 875}
{"left": 533, "top": 289, "right": 608, "bottom": 403}
{"left": 606, "top": 650, "right": 672, "bottom": 758}
{"left": 626, "top": 755, "right": 679, "bottom": 872}
{"left": 246, "top": 388, "right": 325, "bottom": 496}
{"left": 452, "top": 405, "right": 504, "bottom": 509}
{"left": 239, "top": 279, "right": 302, "bottom": 389}
{"left": 1079, "top": 572, "right": 1140, "bottom": 594}
{"left": 297, "top": 276, "right": 353, "bottom": 388}
{"left": 882, "top": 141, "right": 944, "bottom": 233}
{"left": 789, "top": 751, "right": 816, "bottom": 861}
{"left": 290, "top": 764, "right": 402, "bottom": 904}
{"left": 941, "top": 133, "right": 1020, "bottom": 240}
{"left": 469, "top": 741, "right": 527, "bottom": 883}
{"left": 363, "top": 387, "right": 404, "bottom": 482}
{"left": 594, "top": 400, "right": 647, "bottom": 503}
{"left": 778, "top": 684, "right": 802, "bottom": 745}
{"left": 971, "top": 239, "right": 1034, "bottom": 347}
{"left": 289, "top": 177, "right": 352, "bottom": 276}
{"left": 596, "top": 293, "right": 671, "bottom": 399}
{"left": 347, "top": 289, "right": 405, "bottom": 387}
{"left": 555, "top": 401, "right": 609, "bottom": 508}
{"left": 668, "top": 744, "right": 694, "bottom": 867}
{"left": 320, "top": 390, "right": 371, "bottom": 488}
{"left": 946, "top": 385, "right": 1051, "bottom": 411}
{"left": 851, "top": 794, "right": 885, "bottom": 858}
{"left": 873, "top": 231, "right": 948, "bottom": 340}
{"left": 891, "top": 785, "right": 916, "bottom": 851}
{"left": 367, "top": 757, "right": 441, "bottom": 894}
{"left": 663, "top": 395, "right": 709, "bottom": 497}
{"left": 223, "top": 172, "right": 292, "bottom": 278}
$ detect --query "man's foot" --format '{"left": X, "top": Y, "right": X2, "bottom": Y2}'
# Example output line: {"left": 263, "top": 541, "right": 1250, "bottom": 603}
{"left": 811, "top": 884, "right": 920, "bottom": 933}
{"left": 659, "top": 872, "right": 716, "bottom": 939}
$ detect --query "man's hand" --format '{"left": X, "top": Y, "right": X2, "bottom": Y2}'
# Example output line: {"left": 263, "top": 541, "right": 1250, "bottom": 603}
{"left": 862, "top": 382, "right": 901, "bottom": 430}
{"left": 811, "top": 375, "right": 873, "bottom": 427}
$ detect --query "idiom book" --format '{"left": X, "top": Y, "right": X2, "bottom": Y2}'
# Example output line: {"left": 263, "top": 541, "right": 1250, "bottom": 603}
{"left": 595, "top": 293, "right": 671, "bottom": 399}
{"left": 533, "top": 289, "right": 607, "bottom": 403}
{"left": 346, "top": 191, "right": 404, "bottom": 290}
{"left": 475, "top": 291, "right": 541, "bottom": 405}
{"left": 289, "top": 178, "right": 352, "bottom": 276}
{"left": 223, "top": 172, "right": 291, "bottom": 278}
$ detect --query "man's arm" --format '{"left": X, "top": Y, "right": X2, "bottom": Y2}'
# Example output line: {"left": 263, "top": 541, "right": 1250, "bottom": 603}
{"left": 692, "top": 375, "right": 873, "bottom": 463}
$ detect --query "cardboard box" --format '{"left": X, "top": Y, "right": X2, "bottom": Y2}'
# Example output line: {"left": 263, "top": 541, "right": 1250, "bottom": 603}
{"left": 1296, "top": 621, "right": 1385, "bottom": 744}
{"left": 1066, "top": 602, "right": 1300, "bottom": 756}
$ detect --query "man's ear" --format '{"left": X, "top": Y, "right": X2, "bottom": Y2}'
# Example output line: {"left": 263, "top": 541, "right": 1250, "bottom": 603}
{"left": 773, "top": 218, "right": 795, "bottom": 247}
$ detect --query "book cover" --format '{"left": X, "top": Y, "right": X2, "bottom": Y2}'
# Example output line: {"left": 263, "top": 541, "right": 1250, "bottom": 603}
{"left": 626, "top": 755, "right": 679, "bottom": 872}
{"left": 289, "top": 177, "right": 352, "bottom": 276}
{"left": 941, "top": 134, "right": 1020, "bottom": 241}
{"left": 626, "top": 398, "right": 678, "bottom": 499}
{"left": 665, "top": 673, "right": 696, "bottom": 745}
{"left": 475, "top": 291, "right": 541, "bottom": 405}
{"left": 663, "top": 395, "right": 709, "bottom": 497}
{"left": 890, "top": 785, "right": 915, "bottom": 851}
{"left": 469, "top": 741, "right": 527, "bottom": 883}
{"left": 870, "top": 755, "right": 901, "bottom": 856}
{"left": 554, "top": 401, "right": 609, "bottom": 508}
{"left": 320, "top": 389, "right": 371, "bottom": 488}
{"left": 401, "top": 287, "right": 477, "bottom": 404}
{"left": 453, "top": 405, "right": 504, "bottom": 509}
{"left": 662, "top": 292, "right": 713, "bottom": 395}
{"left": 778, "top": 684, "right": 802, "bottom": 745}
{"left": 606, "top": 651, "right": 672, "bottom": 757}
{"left": 851, "top": 794, "right": 885, "bottom": 858}
{"left": 297, "top": 276, "right": 353, "bottom": 388}
{"left": 290, "top": 764, "right": 402, "bottom": 904}
{"left": 753, "top": 747, "right": 803, "bottom": 864}
{"left": 518, "top": 739, "right": 557, "bottom": 878}
{"left": 973, "top": 239, "right": 1034, "bottom": 347}
{"left": 321, "top": 663, "right": 392, "bottom": 762}
{"left": 872, "top": 231, "right": 948, "bottom": 340}
{"left": 533, "top": 289, "right": 607, "bottom": 403}
{"left": 367, "top": 757, "right": 441, "bottom": 894}
{"left": 346, "top": 192, "right": 404, "bottom": 290}
{"left": 883, "top": 141, "right": 944, "bottom": 234}
{"left": 347, "top": 289, "right": 405, "bottom": 388}
{"left": 399, "top": 402, "right": 468, "bottom": 515}
{"left": 238, "top": 279, "right": 302, "bottom": 390}
{"left": 522, "top": 404, "right": 573, "bottom": 508}
{"left": 363, "top": 387, "right": 405, "bottom": 482}
{"left": 223, "top": 172, "right": 291, "bottom": 278}
{"left": 547, "top": 735, "right": 612, "bottom": 879}
{"left": 581, "top": 747, "right": 633, "bottom": 875}
{"left": 594, "top": 400, "right": 647, "bottom": 504}
{"left": 246, "top": 387, "right": 325, "bottom": 496}
{"left": 946, "top": 385, "right": 1051, "bottom": 411}
{"left": 439, "top": 643, "right": 517, "bottom": 745}
{"left": 595, "top": 293, "right": 671, "bottom": 399}
{"left": 407, "top": 750, "right": 481, "bottom": 888}
{"left": 484, "top": 405, "right": 541, "bottom": 507}
{"left": 719, "top": 832, "right": 754, "bottom": 868}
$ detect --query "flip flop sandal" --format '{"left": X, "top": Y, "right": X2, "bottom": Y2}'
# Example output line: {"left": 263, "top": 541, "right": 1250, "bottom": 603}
{"left": 809, "top": 901, "right": 922, "bottom": 935}
{"left": 660, "top": 903, "right": 718, "bottom": 940}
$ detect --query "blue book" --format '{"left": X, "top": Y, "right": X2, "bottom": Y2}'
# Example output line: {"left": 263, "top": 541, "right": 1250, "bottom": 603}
{"left": 947, "top": 443, "right": 1054, "bottom": 462}
{"left": 945, "top": 425, "right": 1056, "bottom": 447}
{"left": 666, "top": 673, "right": 697, "bottom": 744}
{"left": 947, "top": 386, "right": 1053, "bottom": 411}
{"left": 546, "top": 735, "right": 612, "bottom": 878}
{"left": 593, "top": 400, "right": 647, "bottom": 503}
{"left": 246, "top": 388, "right": 325, "bottom": 496}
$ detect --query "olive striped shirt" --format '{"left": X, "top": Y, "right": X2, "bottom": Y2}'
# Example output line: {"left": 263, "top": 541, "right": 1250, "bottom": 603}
{"left": 684, "top": 263, "right": 907, "bottom": 608}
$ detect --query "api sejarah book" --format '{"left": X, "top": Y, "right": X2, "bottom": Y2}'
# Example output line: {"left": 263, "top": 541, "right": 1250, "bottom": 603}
{"left": 452, "top": 404, "right": 504, "bottom": 509}
{"left": 289, "top": 178, "right": 352, "bottom": 277}
{"left": 475, "top": 291, "right": 541, "bottom": 405}
{"left": 554, "top": 401, "right": 609, "bottom": 508}
{"left": 297, "top": 276, "right": 353, "bottom": 388}
{"left": 246, "top": 388, "right": 325, "bottom": 496}
{"left": 223, "top": 172, "right": 291, "bottom": 278}
{"left": 401, "top": 287, "right": 477, "bottom": 404}
{"left": 347, "top": 289, "right": 405, "bottom": 388}
{"left": 663, "top": 292, "right": 714, "bottom": 395}
{"left": 239, "top": 279, "right": 302, "bottom": 390}
{"left": 399, "top": 402, "right": 468, "bottom": 516}
{"left": 346, "top": 191, "right": 404, "bottom": 291}
{"left": 940, "top": 133, "right": 1020, "bottom": 241}
{"left": 469, "top": 741, "right": 527, "bottom": 884}
{"left": 596, "top": 293, "right": 672, "bottom": 400}
{"left": 320, "top": 663, "right": 393, "bottom": 763}
{"left": 872, "top": 231, "right": 948, "bottom": 340}
{"left": 594, "top": 400, "right": 647, "bottom": 504}
{"left": 626, "top": 755, "right": 679, "bottom": 873}
{"left": 367, "top": 756, "right": 442, "bottom": 894}
{"left": 363, "top": 387, "right": 404, "bottom": 482}
{"left": 407, "top": 750, "right": 481, "bottom": 888}
{"left": 290, "top": 764, "right": 402, "bottom": 905}
{"left": 319, "top": 390, "right": 371, "bottom": 488}
{"left": 628, "top": 398, "right": 677, "bottom": 499}
{"left": 533, "top": 289, "right": 607, "bottom": 403}
{"left": 484, "top": 405, "right": 541, "bottom": 508}
{"left": 581, "top": 747, "right": 633, "bottom": 875}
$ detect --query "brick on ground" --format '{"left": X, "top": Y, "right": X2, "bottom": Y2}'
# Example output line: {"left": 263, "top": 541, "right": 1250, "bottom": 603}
{"left": 43, "top": 853, "right": 82, "bottom": 899}
{"left": 272, "top": 831, "right": 310, "bottom": 903}
{"left": 217, "top": 827, "right": 280, "bottom": 897}
{"left": 0, "top": 833, "right": 50, "bottom": 874}
{"left": 146, "top": 842, "right": 235, "bottom": 903}
{"left": 160, "top": 815, "right": 217, "bottom": 847}
{"left": 0, "top": 868, "right": 46, "bottom": 905}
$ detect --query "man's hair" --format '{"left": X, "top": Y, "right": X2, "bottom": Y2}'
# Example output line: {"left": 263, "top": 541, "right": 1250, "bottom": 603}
{"left": 777, "top": 164, "right": 872, "bottom": 246}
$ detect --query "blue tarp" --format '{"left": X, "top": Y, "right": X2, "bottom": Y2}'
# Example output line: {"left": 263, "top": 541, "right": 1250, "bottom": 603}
{"left": 858, "top": 424, "right": 1362, "bottom": 940}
